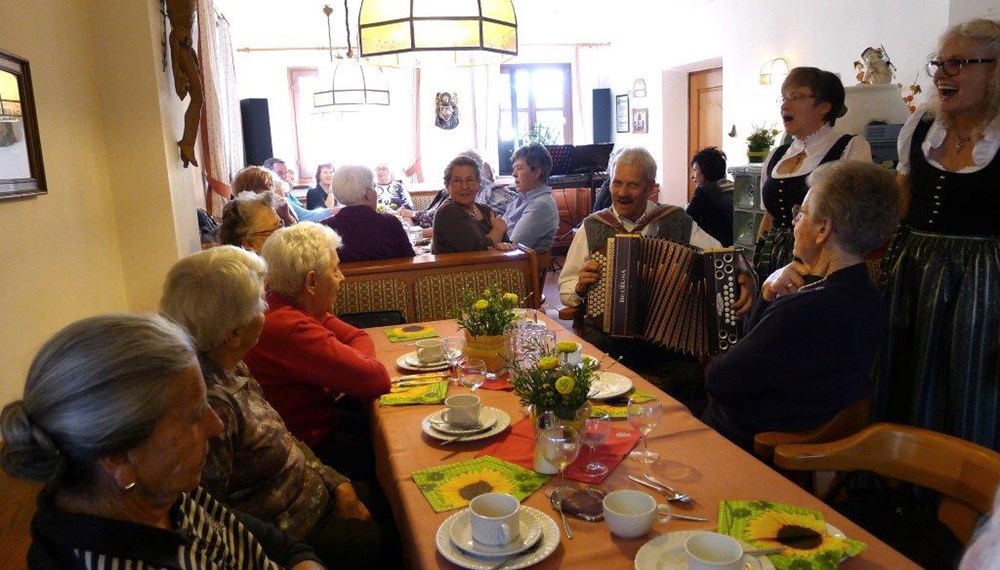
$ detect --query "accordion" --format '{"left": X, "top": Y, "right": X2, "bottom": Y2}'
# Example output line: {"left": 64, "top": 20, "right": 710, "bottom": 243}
{"left": 584, "top": 235, "right": 749, "bottom": 356}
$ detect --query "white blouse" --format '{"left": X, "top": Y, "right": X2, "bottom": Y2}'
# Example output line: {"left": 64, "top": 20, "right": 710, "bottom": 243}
{"left": 896, "top": 105, "right": 1000, "bottom": 175}
{"left": 759, "top": 124, "right": 873, "bottom": 188}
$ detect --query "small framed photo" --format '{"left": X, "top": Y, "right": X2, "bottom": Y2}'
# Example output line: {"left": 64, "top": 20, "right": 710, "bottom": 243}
{"left": 615, "top": 94, "right": 630, "bottom": 133}
{"left": 632, "top": 108, "right": 648, "bottom": 134}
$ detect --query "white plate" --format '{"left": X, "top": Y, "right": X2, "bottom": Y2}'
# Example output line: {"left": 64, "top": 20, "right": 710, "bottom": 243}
{"left": 422, "top": 407, "right": 512, "bottom": 442}
{"left": 588, "top": 371, "right": 634, "bottom": 400}
{"left": 396, "top": 350, "right": 450, "bottom": 372}
{"left": 448, "top": 508, "right": 544, "bottom": 557}
{"left": 436, "top": 505, "right": 560, "bottom": 570}
{"left": 634, "top": 531, "right": 776, "bottom": 570}
{"left": 424, "top": 408, "right": 500, "bottom": 435}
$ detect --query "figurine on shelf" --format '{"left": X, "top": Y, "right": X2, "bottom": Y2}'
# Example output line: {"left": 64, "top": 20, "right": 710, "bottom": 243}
{"left": 853, "top": 45, "right": 896, "bottom": 85}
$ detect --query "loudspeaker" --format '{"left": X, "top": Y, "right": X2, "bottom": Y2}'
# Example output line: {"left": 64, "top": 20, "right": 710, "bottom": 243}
{"left": 592, "top": 88, "right": 613, "bottom": 144}
{"left": 240, "top": 98, "right": 273, "bottom": 166}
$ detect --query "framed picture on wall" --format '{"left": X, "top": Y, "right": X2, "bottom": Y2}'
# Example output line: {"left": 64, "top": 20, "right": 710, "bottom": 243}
{"left": 615, "top": 94, "right": 629, "bottom": 133}
{"left": 0, "top": 49, "right": 46, "bottom": 200}
{"left": 632, "top": 108, "right": 648, "bottom": 134}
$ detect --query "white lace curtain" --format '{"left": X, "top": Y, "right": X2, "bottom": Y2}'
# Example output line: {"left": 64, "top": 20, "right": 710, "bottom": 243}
{"left": 197, "top": 0, "right": 243, "bottom": 217}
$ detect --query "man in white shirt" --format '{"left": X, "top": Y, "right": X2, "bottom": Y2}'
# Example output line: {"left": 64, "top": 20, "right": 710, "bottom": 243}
{"left": 558, "top": 146, "right": 750, "bottom": 411}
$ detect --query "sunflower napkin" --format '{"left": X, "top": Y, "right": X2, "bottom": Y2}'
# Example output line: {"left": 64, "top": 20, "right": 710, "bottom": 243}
{"left": 589, "top": 388, "right": 656, "bottom": 419}
{"left": 379, "top": 381, "right": 448, "bottom": 406}
{"left": 385, "top": 324, "right": 438, "bottom": 342}
{"left": 718, "top": 500, "right": 866, "bottom": 570}
{"left": 412, "top": 456, "right": 550, "bottom": 512}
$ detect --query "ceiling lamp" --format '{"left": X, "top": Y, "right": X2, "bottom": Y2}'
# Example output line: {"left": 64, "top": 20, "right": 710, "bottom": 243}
{"left": 759, "top": 57, "right": 790, "bottom": 85}
{"left": 0, "top": 71, "right": 22, "bottom": 123}
{"left": 314, "top": 2, "right": 390, "bottom": 109}
{"left": 358, "top": 0, "right": 517, "bottom": 67}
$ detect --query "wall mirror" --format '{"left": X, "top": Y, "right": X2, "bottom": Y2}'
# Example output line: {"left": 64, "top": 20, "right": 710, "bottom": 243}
{"left": 0, "top": 49, "right": 46, "bottom": 200}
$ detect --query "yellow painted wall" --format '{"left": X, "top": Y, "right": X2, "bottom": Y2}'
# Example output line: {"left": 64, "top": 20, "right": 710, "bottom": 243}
{"left": 0, "top": 0, "right": 202, "bottom": 407}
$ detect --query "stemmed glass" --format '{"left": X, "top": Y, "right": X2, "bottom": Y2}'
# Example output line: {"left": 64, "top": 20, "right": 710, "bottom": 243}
{"left": 627, "top": 397, "right": 663, "bottom": 463}
{"left": 580, "top": 410, "right": 611, "bottom": 476}
{"left": 459, "top": 358, "right": 487, "bottom": 392}
{"left": 442, "top": 336, "right": 466, "bottom": 386}
{"left": 539, "top": 425, "right": 581, "bottom": 494}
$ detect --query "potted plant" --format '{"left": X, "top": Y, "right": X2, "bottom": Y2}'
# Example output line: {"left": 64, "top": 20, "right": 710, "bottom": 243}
{"left": 746, "top": 123, "right": 780, "bottom": 163}
{"left": 508, "top": 343, "right": 596, "bottom": 423}
{"left": 453, "top": 286, "right": 520, "bottom": 372}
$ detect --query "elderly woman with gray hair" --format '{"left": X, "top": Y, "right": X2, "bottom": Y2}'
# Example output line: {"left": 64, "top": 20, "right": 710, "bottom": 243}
{"left": 243, "top": 222, "right": 391, "bottom": 480}
{"left": 703, "top": 160, "right": 901, "bottom": 450}
{"left": 322, "top": 165, "right": 415, "bottom": 262}
{"left": 0, "top": 313, "right": 324, "bottom": 569}
{"left": 218, "top": 191, "right": 283, "bottom": 253}
{"left": 160, "top": 246, "right": 394, "bottom": 568}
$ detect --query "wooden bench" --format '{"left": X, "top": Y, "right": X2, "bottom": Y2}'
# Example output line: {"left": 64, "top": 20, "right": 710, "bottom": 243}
{"left": 335, "top": 246, "right": 542, "bottom": 324}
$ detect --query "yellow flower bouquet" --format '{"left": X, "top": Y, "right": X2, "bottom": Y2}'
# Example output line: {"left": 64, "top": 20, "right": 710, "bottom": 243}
{"left": 453, "top": 286, "right": 519, "bottom": 337}
{"left": 508, "top": 343, "right": 596, "bottom": 418}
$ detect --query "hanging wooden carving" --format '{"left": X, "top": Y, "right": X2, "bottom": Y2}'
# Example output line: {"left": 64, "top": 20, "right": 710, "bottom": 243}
{"left": 165, "top": 0, "right": 203, "bottom": 167}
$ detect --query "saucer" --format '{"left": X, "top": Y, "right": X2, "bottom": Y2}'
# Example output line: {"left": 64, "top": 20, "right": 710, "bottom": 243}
{"left": 421, "top": 407, "right": 512, "bottom": 443}
{"left": 396, "top": 350, "right": 449, "bottom": 371}
{"left": 587, "top": 371, "right": 633, "bottom": 400}
{"left": 448, "top": 509, "right": 543, "bottom": 557}
{"left": 436, "top": 505, "right": 559, "bottom": 570}
{"left": 426, "top": 407, "right": 499, "bottom": 435}
{"left": 634, "top": 531, "right": 776, "bottom": 570}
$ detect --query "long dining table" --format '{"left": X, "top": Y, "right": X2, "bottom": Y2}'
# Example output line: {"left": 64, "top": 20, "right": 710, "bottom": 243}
{"left": 367, "top": 315, "right": 919, "bottom": 569}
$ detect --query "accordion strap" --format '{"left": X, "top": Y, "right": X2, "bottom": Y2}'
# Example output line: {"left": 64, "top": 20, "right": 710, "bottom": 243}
{"left": 592, "top": 204, "right": 684, "bottom": 235}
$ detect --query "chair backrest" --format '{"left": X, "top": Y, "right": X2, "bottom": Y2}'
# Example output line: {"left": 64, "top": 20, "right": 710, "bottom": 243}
{"left": 753, "top": 396, "right": 872, "bottom": 460}
{"left": 774, "top": 422, "right": 1000, "bottom": 541}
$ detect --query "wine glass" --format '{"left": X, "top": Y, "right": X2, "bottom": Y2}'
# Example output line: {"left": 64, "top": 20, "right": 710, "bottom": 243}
{"left": 539, "top": 425, "right": 581, "bottom": 494}
{"left": 459, "top": 358, "right": 487, "bottom": 391}
{"left": 442, "top": 336, "right": 466, "bottom": 386}
{"left": 627, "top": 397, "right": 663, "bottom": 463}
{"left": 580, "top": 410, "right": 611, "bottom": 476}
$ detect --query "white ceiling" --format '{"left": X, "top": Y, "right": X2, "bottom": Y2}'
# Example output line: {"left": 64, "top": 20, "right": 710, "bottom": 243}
{"left": 216, "top": 0, "right": 630, "bottom": 52}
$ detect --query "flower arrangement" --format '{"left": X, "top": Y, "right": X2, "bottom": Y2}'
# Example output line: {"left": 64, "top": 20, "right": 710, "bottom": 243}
{"left": 508, "top": 342, "right": 595, "bottom": 414}
{"left": 453, "top": 286, "right": 519, "bottom": 338}
{"left": 746, "top": 123, "right": 780, "bottom": 152}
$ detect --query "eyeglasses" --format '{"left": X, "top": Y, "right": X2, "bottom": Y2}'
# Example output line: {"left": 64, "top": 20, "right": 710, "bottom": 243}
{"left": 449, "top": 177, "right": 479, "bottom": 187}
{"left": 777, "top": 93, "right": 816, "bottom": 105}
{"left": 251, "top": 219, "right": 284, "bottom": 238}
{"left": 925, "top": 58, "right": 996, "bottom": 77}
{"left": 791, "top": 204, "right": 806, "bottom": 222}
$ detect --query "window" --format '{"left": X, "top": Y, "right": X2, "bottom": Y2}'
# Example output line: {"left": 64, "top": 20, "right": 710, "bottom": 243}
{"left": 498, "top": 64, "right": 572, "bottom": 174}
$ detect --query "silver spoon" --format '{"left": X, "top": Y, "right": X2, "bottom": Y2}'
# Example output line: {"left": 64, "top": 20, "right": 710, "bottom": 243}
{"left": 548, "top": 488, "right": 573, "bottom": 539}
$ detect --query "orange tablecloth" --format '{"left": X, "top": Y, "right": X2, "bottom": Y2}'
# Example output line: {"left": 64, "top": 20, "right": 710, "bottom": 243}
{"left": 368, "top": 317, "right": 918, "bottom": 569}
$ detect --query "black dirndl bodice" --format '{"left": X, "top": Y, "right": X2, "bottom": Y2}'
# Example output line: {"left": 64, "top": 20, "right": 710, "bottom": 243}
{"left": 873, "top": 113, "right": 1000, "bottom": 450}
{"left": 752, "top": 134, "right": 854, "bottom": 279}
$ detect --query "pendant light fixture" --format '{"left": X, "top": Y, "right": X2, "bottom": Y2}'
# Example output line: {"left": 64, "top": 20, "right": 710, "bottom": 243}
{"left": 357, "top": 0, "right": 517, "bottom": 67}
{"left": 314, "top": 2, "right": 390, "bottom": 109}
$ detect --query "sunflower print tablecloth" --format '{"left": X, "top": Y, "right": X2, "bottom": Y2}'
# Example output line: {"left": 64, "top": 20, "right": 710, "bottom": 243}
{"left": 412, "top": 456, "right": 550, "bottom": 512}
{"left": 718, "top": 500, "right": 866, "bottom": 570}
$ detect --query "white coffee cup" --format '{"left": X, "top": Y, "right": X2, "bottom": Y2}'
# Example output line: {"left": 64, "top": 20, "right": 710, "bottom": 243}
{"left": 443, "top": 394, "right": 480, "bottom": 427}
{"left": 602, "top": 489, "right": 671, "bottom": 539}
{"left": 558, "top": 341, "right": 583, "bottom": 366}
{"left": 416, "top": 338, "right": 444, "bottom": 363}
{"left": 469, "top": 492, "right": 521, "bottom": 547}
{"left": 685, "top": 532, "right": 744, "bottom": 570}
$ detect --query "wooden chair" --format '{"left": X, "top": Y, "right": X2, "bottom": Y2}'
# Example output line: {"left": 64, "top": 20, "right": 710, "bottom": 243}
{"left": 753, "top": 396, "right": 872, "bottom": 461}
{"left": 773, "top": 422, "right": 1000, "bottom": 544}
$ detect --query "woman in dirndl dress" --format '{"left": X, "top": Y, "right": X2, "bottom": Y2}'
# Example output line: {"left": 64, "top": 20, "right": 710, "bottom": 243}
{"left": 754, "top": 67, "right": 872, "bottom": 279}
{"left": 873, "top": 18, "right": 1000, "bottom": 450}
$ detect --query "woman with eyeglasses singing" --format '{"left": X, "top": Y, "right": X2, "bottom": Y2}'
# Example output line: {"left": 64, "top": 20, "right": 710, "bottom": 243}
{"left": 754, "top": 67, "right": 872, "bottom": 281}
{"left": 431, "top": 155, "right": 515, "bottom": 254}
{"left": 873, "top": 18, "right": 1000, "bottom": 450}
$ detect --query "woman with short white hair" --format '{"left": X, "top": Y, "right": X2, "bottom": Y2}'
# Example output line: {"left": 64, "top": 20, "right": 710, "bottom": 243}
{"left": 322, "top": 165, "right": 415, "bottom": 262}
{"left": 160, "top": 246, "right": 393, "bottom": 568}
{"left": 244, "top": 222, "right": 391, "bottom": 480}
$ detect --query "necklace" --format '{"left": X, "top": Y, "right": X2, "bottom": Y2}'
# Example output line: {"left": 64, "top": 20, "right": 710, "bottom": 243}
{"left": 954, "top": 133, "right": 972, "bottom": 153}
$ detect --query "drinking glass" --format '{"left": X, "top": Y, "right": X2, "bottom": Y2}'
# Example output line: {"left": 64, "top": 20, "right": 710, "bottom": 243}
{"left": 627, "top": 397, "right": 663, "bottom": 463}
{"left": 539, "top": 425, "right": 581, "bottom": 494}
{"left": 459, "top": 358, "right": 487, "bottom": 391}
{"left": 442, "top": 336, "right": 466, "bottom": 386}
{"left": 580, "top": 410, "right": 611, "bottom": 476}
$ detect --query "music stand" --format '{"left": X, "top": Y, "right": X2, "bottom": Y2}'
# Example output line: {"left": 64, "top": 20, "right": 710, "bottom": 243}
{"left": 567, "top": 143, "right": 614, "bottom": 174}
{"left": 545, "top": 144, "right": 574, "bottom": 175}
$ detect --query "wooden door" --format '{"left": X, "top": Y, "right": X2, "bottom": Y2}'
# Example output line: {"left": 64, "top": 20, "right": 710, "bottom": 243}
{"left": 687, "top": 68, "right": 723, "bottom": 200}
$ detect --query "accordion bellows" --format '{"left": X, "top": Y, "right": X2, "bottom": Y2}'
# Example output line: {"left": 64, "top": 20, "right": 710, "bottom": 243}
{"left": 585, "top": 235, "right": 745, "bottom": 356}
